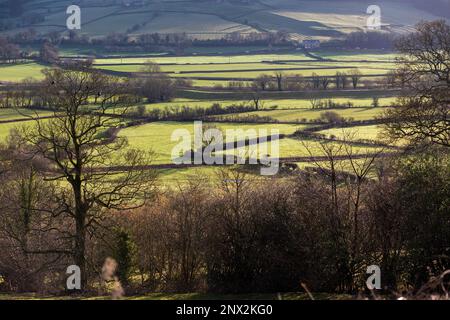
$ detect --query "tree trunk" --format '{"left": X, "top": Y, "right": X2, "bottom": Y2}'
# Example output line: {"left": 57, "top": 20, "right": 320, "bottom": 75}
{"left": 277, "top": 77, "right": 282, "bottom": 91}
{"left": 73, "top": 179, "right": 87, "bottom": 290}
{"left": 74, "top": 214, "right": 87, "bottom": 290}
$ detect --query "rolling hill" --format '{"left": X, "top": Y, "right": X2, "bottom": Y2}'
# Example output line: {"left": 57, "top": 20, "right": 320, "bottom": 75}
{"left": 0, "top": 0, "right": 448, "bottom": 40}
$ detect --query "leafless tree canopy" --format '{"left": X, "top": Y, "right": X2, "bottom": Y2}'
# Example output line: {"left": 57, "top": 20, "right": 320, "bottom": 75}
{"left": 14, "top": 68, "right": 158, "bottom": 289}
{"left": 383, "top": 20, "right": 450, "bottom": 147}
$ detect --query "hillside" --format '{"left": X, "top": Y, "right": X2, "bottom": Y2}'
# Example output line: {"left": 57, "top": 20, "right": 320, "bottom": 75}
{"left": 0, "top": 0, "right": 448, "bottom": 40}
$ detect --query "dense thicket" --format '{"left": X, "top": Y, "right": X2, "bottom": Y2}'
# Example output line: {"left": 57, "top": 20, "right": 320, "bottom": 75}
{"left": 1, "top": 147, "right": 449, "bottom": 295}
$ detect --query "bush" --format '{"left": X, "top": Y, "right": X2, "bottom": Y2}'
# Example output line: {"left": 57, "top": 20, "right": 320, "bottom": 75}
{"left": 320, "top": 111, "right": 344, "bottom": 124}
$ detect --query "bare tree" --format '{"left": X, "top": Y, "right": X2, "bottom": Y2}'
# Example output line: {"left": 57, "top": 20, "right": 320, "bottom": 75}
{"left": 372, "top": 97, "right": 380, "bottom": 108}
{"left": 350, "top": 69, "right": 362, "bottom": 89}
{"left": 335, "top": 72, "right": 341, "bottom": 89}
{"left": 274, "top": 71, "right": 284, "bottom": 91}
{"left": 321, "top": 76, "right": 330, "bottom": 90}
{"left": 16, "top": 68, "right": 158, "bottom": 289}
{"left": 301, "top": 140, "right": 345, "bottom": 215}
{"left": 311, "top": 72, "right": 321, "bottom": 89}
{"left": 0, "top": 156, "right": 69, "bottom": 292}
{"left": 341, "top": 131, "right": 384, "bottom": 256}
{"left": 382, "top": 20, "right": 450, "bottom": 147}
{"left": 309, "top": 97, "right": 322, "bottom": 109}
{"left": 301, "top": 133, "right": 383, "bottom": 291}
{"left": 39, "top": 42, "right": 59, "bottom": 64}
{"left": 335, "top": 72, "right": 348, "bottom": 89}
{"left": 170, "top": 179, "right": 210, "bottom": 291}
{"left": 250, "top": 91, "right": 265, "bottom": 111}
{"left": 0, "top": 37, "right": 21, "bottom": 63}
{"left": 137, "top": 61, "right": 175, "bottom": 102}
{"left": 286, "top": 74, "right": 304, "bottom": 91}
{"left": 253, "top": 74, "right": 271, "bottom": 91}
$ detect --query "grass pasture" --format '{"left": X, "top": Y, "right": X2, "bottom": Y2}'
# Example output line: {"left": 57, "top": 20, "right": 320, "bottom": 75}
{"left": 0, "top": 108, "right": 53, "bottom": 121}
{"left": 317, "top": 125, "right": 384, "bottom": 141}
{"left": 314, "top": 50, "right": 398, "bottom": 62}
{"left": 93, "top": 52, "right": 314, "bottom": 65}
{"left": 96, "top": 62, "right": 325, "bottom": 74}
{"left": 168, "top": 67, "right": 391, "bottom": 79}
{"left": 214, "top": 105, "right": 392, "bottom": 122}
{"left": 0, "top": 121, "right": 28, "bottom": 141}
{"left": 96, "top": 62, "right": 393, "bottom": 79}
{"left": 218, "top": 136, "right": 386, "bottom": 159}
{"left": 0, "top": 63, "right": 46, "bottom": 82}
{"left": 0, "top": 48, "right": 402, "bottom": 185}
{"left": 92, "top": 51, "right": 396, "bottom": 91}
{"left": 123, "top": 98, "right": 395, "bottom": 115}
{"left": 177, "top": 88, "right": 399, "bottom": 101}
{"left": 118, "top": 121, "right": 308, "bottom": 164}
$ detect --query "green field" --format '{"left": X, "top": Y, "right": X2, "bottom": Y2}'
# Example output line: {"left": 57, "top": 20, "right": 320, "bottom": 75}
{"left": 96, "top": 62, "right": 325, "bottom": 73}
{"left": 0, "top": 122, "right": 26, "bottom": 141}
{"left": 0, "top": 108, "right": 52, "bottom": 121}
{"left": 315, "top": 50, "right": 398, "bottom": 62}
{"left": 177, "top": 88, "right": 399, "bottom": 101}
{"left": 215, "top": 105, "right": 393, "bottom": 122}
{"left": 0, "top": 115, "right": 55, "bottom": 141}
{"left": 96, "top": 60, "right": 393, "bottom": 79}
{"left": 119, "top": 121, "right": 308, "bottom": 164}
{"left": 93, "top": 53, "right": 314, "bottom": 65}
{"left": 122, "top": 98, "right": 395, "bottom": 114}
{"left": 318, "top": 125, "right": 383, "bottom": 141}
{"left": 219, "top": 137, "right": 385, "bottom": 159}
{"left": 0, "top": 48, "right": 402, "bottom": 184}
{"left": 169, "top": 68, "right": 391, "bottom": 79}
{"left": 0, "top": 63, "right": 46, "bottom": 82}
{"left": 118, "top": 120, "right": 385, "bottom": 165}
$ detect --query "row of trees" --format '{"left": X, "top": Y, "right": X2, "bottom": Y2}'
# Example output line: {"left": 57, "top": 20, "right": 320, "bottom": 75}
{"left": 219, "top": 70, "right": 365, "bottom": 93}
{"left": 0, "top": 37, "right": 21, "bottom": 63}
{"left": 198, "top": 31, "right": 291, "bottom": 47}
{"left": 311, "top": 71, "right": 362, "bottom": 90}
{"left": 5, "top": 28, "right": 292, "bottom": 50}
{"left": 330, "top": 31, "right": 397, "bottom": 50}
{"left": 0, "top": 37, "right": 60, "bottom": 65}
{"left": 128, "top": 102, "right": 259, "bottom": 121}
{"left": 384, "top": 20, "right": 450, "bottom": 148}
{"left": 0, "top": 78, "right": 43, "bottom": 109}
{"left": 0, "top": 60, "right": 177, "bottom": 109}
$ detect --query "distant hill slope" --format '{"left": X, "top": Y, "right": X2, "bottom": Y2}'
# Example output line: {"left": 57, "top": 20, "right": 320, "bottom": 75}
{"left": 0, "top": 0, "right": 448, "bottom": 40}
